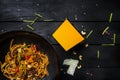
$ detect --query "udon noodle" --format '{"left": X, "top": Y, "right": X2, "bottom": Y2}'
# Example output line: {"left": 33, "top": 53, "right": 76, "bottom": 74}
{"left": 0, "top": 40, "right": 49, "bottom": 80}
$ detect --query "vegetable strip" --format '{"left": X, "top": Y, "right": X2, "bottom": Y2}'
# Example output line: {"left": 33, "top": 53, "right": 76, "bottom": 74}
{"left": 34, "top": 13, "right": 43, "bottom": 18}
{"left": 85, "top": 30, "right": 93, "bottom": 39}
{"left": 109, "top": 13, "right": 113, "bottom": 23}
{"left": 27, "top": 25, "right": 34, "bottom": 30}
{"left": 31, "top": 17, "right": 39, "bottom": 25}
{"left": 23, "top": 20, "right": 34, "bottom": 23}
{"left": 113, "top": 33, "right": 116, "bottom": 44}
{"left": 101, "top": 43, "right": 115, "bottom": 46}
{"left": 102, "top": 27, "right": 109, "bottom": 35}
{"left": 97, "top": 50, "right": 100, "bottom": 59}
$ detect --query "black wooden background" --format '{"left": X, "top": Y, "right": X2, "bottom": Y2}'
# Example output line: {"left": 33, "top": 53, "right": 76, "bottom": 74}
{"left": 0, "top": 0, "right": 120, "bottom": 80}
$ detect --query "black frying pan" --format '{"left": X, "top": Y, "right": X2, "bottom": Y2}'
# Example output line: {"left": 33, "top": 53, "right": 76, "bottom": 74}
{"left": 0, "top": 31, "right": 59, "bottom": 80}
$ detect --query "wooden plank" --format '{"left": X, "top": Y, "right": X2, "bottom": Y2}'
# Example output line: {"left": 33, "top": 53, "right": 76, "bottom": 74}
{"left": 0, "top": 0, "right": 120, "bottom": 21}
{"left": 0, "top": 21, "right": 120, "bottom": 79}
{"left": 59, "top": 68, "right": 120, "bottom": 80}
{"left": 53, "top": 45, "right": 120, "bottom": 68}
{"left": 0, "top": 22, "right": 120, "bottom": 44}
{"left": 54, "top": 45, "right": 120, "bottom": 79}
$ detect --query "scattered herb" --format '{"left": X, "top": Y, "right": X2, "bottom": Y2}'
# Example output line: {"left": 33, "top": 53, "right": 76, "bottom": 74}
{"left": 113, "top": 33, "right": 116, "bottom": 44}
{"left": 27, "top": 25, "right": 34, "bottom": 30}
{"left": 34, "top": 13, "right": 43, "bottom": 18}
{"left": 43, "top": 19, "right": 54, "bottom": 22}
{"left": 85, "top": 30, "right": 93, "bottom": 38}
{"left": 101, "top": 43, "right": 115, "bottom": 46}
{"left": 23, "top": 20, "right": 34, "bottom": 23}
{"left": 109, "top": 13, "right": 113, "bottom": 23}
{"left": 102, "top": 27, "right": 109, "bottom": 35}
{"left": 97, "top": 50, "right": 100, "bottom": 59}
{"left": 31, "top": 17, "right": 38, "bottom": 25}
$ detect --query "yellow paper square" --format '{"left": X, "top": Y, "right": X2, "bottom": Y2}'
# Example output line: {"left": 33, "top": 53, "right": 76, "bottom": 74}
{"left": 52, "top": 19, "right": 84, "bottom": 51}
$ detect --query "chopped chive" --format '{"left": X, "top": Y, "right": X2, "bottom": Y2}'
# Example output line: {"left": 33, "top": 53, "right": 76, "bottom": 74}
{"left": 43, "top": 19, "right": 54, "bottom": 22}
{"left": 85, "top": 30, "right": 93, "bottom": 39}
{"left": 27, "top": 25, "right": 34, "bottom": 30}
{"left": 23, "top": 20, "right": 34, "bottom": 23}
{"left": 34, "top": 13, "right": 43, "bottom": 18}
{"left": 97, "top": 50, "right": 100, "bottom": 59}
{"left": 101, "top": 43, "right": 115, "bottom": 46}
{"left": 22, "top": 45, "right": 31, "bottom": 48}
{"left": 102, "top": 27, "right": 109, "bottom": 35}
{"left": 17, "top": 52, "right": 21, "bottom": 60}
{"left": 113, "top": 33, "right": 116, "bottom": 44}
{"left": 109, "top": 13, "right": 113, "bottom": 23}
{"left": 31, "top": 17, "right": 38, "bottom": 25}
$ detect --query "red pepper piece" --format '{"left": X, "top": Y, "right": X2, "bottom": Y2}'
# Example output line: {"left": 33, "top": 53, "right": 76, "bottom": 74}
{"left": 15, "top": 66, "right": 19, "bottom": 72}
{"left": 25, "top": 55, "right": 31, "bottom": 60}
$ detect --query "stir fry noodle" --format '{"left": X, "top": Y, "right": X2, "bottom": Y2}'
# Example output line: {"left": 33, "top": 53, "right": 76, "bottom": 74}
{"left": 1, "top": 40, "right": 49, "bottom": 80}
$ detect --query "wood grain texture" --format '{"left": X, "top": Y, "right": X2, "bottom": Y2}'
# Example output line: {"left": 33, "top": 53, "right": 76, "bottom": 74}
{"left": 0, "top": 0, "right": 120, "bottom": 21}
{"left": 0, "top": 0, "right": 120, "bottom": 80}
{"left": 0, "top": 22, "right": 120, "bottom": 44}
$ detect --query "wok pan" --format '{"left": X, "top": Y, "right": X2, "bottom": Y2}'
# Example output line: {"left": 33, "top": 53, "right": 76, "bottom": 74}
{"left": 0, "top": 31, "right": 59, "bottom": 80}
